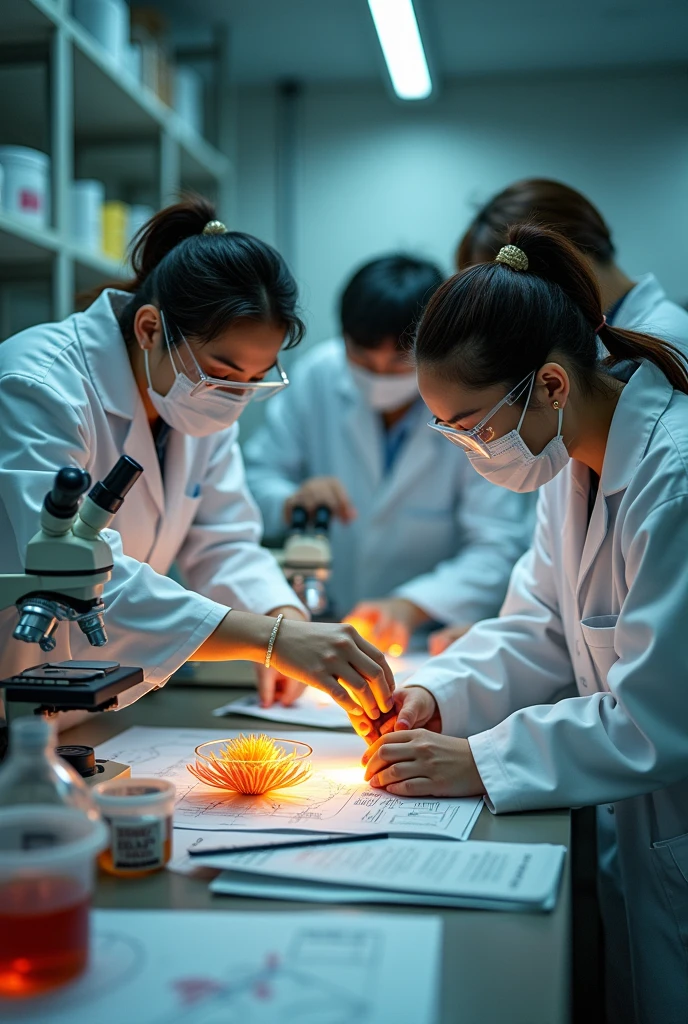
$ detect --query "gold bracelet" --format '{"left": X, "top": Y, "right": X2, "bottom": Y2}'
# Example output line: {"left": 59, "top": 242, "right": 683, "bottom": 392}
{"left": 264, "top": 613, "right": 284, "bottom": 669}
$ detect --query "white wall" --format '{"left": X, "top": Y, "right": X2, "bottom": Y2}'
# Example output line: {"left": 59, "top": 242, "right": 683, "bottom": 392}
{"left": 233, "top": 66, "right": 688, "bottom": 356}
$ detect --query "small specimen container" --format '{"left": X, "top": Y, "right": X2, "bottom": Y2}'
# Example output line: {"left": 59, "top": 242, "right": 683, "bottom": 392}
{"left": 93, "top": 777, "right": 175, "bottom": 877}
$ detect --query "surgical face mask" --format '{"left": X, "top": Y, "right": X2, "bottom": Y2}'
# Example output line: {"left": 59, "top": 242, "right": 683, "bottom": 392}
{"left": 430, "top": 372, "right": 570, "bottom": 493}
{"left": 349, "top": 362, "right": 419, "bottom": 412}
{"left": 144, "top": 313, "right": 288, "bottom": 437}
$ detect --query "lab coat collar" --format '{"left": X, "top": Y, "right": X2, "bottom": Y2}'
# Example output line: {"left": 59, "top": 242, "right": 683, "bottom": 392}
{"left": 601, "top": 359, "right": 673, "bottom": 497}
{"left": 76, "top": 289, "right": 139, "bottom": 421}
{"left": 612, "top": 274, "right": 666, "bottom": 327}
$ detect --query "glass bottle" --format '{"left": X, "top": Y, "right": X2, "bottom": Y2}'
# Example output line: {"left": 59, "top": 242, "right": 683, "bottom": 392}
{"left": 0, "top": 715, "right": 96, "bottom": 815}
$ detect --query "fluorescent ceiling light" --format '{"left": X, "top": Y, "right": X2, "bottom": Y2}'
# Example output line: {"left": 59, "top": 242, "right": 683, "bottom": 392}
{"left": 368, "top": 0, "right": 433, "bottom": 100}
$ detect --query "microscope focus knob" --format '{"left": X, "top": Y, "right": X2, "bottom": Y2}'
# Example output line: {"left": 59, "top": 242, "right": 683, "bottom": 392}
{"left": 45, "top": 467, "right": 91, "bottom": 519}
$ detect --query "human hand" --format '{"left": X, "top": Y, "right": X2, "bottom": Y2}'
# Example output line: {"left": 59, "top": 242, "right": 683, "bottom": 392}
{"left": 428, "top": 623, "right": 472, "bottom": 656}
{"left": 349, "top": 686, "right": 441, "bottom": 745}
{"left": 269, "top": 619, "right": 395, "bottom": 720}
{"left": 344, "top": 598, "right": 428, "bottom": 656}
{"left": 284, "top": 476, "right": 357, "bottom": 524}
{"left": 361, "top": 730, "right": 485, "bottom": 798}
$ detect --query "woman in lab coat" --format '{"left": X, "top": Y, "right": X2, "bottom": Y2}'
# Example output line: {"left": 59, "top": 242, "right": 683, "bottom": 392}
{"left": 0, "top": 197, "right": 394, "bottom": 720}
{"left": 360, "top": 225, "right": 688, "bottom": 1022}
{"left": 245, "top": 255, "right": 531, "bottom": 652}
{"left": 431, "top": 176, "right": 688, "bottom": 655}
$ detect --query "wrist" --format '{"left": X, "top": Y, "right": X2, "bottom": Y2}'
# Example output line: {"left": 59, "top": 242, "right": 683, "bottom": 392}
{"left": 213, "top": 610, "right": 275, "bottom": 662}
{"left": 395, "top": 598, "right": 429, "bottom": 631}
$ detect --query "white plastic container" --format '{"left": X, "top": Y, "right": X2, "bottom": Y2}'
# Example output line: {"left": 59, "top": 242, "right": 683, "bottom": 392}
{"left": 0, "top": 146, "right": 50, "bottom": 228}
{"left": 174, "top": 66, "right": 204, "bottom": 136}
{"left": 73, "top": 0, "right": 130, "bottom": 67}
{"left": 0, "top": 806, "right": 107, "bottom": 997}
{"left": 71, "top": 179, "right": 105, "bottom": 253}
{"left": 93, "top": 776, "right": 175, "bottom": 876}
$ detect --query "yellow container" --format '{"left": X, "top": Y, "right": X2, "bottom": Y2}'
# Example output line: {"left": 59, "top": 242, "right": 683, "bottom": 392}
{"left": 102, "top": 200, "right": 129, "bottom": 261}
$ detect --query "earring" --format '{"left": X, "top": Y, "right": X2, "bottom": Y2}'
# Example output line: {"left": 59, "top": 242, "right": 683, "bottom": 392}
{"left": 552, "top": 400, "right": 560, "bottom": 410}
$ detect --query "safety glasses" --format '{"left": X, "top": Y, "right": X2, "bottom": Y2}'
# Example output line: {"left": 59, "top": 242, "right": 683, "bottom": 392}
{"left": 160, "top": 312, "right": 290, "bottom": 402}
{"left": 427, "top": 371, "right": 535, "bottom": 457}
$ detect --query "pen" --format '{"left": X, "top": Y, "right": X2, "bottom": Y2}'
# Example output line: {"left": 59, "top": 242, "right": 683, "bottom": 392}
{"left": 188, "top": 831, "right": 391, "bottom": 857}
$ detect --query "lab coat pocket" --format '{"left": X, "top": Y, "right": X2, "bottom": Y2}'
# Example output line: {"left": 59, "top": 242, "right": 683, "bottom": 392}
{"left": 652, "top": 832, "right": 688, "bottom": 948}
{"left": 580, "top": 615, "right": 619, "bottom": 691}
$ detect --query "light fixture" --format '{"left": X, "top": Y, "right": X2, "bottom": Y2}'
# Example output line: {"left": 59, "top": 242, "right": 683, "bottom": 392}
{"left": 367, "top": 0, "right": 433, "bottom": 101}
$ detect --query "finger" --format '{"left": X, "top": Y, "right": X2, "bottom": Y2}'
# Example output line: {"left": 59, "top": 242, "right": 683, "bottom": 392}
{"left": 361, "top": 729, "right": 417, "bottom": 766}
{"left": 349, "top": 634, "right": 396, "bottom": 705}
{"left": 428, "top": 629, "right": 450, "bottom": 657}
{"left": 363, "top": 739, "right": 418, "bottom": 780}
{"left": 348, "top": 713, "right": 379, "bottom": 743}
{"left": 257, "top": 666, "right": 277, "bottom": 707}
{"left": 384, "top": 778, "right": 436, "bottom": 796}
{"left": 336, "top": 664, "right": 384, "bottom": 720}
{"left": 369, "top": 760, "right": 421, "bottom": 788}
{"left": 308, "top": 676, "right": 366, "bottom": 717}
{"left": 342, "top": 649, "right": 395, "bottom": 717}
{"left": 386, "top": 619, "right": 409, "bottom": 657}
{"left": 278, "top": 677, "right": 306, "bottom": 707}
{"left": 395, "top": 691, "right": 427, "bottom": 730}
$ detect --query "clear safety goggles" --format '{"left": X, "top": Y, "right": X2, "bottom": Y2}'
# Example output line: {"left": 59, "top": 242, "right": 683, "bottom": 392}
{"left": 160, "top": 311, "right": 289, "bottom": 402}
{"left": 428, "top": 371, "right": 535, "bottom": 457}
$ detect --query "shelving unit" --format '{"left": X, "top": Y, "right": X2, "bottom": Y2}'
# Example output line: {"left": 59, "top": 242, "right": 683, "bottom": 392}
{"left": 0, "top": 0, "right": 231, "bottom": 336}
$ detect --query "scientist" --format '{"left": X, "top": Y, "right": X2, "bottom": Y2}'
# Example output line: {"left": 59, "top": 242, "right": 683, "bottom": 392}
{"left": 0, "top": 197, "right": 394, "bottom": 720}
{"left": 244, "top": 255, "right": 531, "bottom": 654}
{"left": 360, "top": 225, "right": 688, "bottom": 1023}
{"left": 431, "top": 176, "right": 688, "bottom": 654}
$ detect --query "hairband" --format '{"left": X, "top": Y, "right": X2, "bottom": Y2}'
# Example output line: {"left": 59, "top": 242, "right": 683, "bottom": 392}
{"left": 203, "top": 220, "right": 227, "bottom": 235}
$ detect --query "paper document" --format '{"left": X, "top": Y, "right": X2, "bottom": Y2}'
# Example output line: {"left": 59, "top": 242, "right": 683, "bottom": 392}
{"left": 209, "top": 838, "right": 566, "bottom": 912}
{"left": 169, "top": 827, "right": 342, "bottom": 876}
{"left": 0, "top": 909, "right": 441, "bottom": 1024}
{"left": 96, "top": 726, "right": 482, "bottom": 841}
{"left": 212, "top": 652, "right": 431, "bottom": 727}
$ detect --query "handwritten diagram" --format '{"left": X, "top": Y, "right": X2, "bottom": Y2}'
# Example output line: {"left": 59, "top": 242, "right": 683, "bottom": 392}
{"left": 0, "top": 910, "right": 441, "bottom": 1024}
{"left": 96, "top": 726, "right": 482, "bottom": 840}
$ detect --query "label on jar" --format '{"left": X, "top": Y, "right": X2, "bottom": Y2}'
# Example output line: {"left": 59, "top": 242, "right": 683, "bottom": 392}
{"left": 106, "top": 815, "right": 167, "bottom": 870}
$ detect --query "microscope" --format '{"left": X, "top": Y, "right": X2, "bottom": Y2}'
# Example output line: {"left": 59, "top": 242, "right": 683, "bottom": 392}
{"left": 0, "top": 456, "right": 145, "bottom": 740}
{"left": 282, "top": 505, "right": 334, "bottom": 620}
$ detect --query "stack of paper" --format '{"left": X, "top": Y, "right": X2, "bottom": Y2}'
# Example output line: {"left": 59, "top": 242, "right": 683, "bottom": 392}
{"left": 1, "top": 909, "right": 441, "bottom": 1024}
{"left": 209, "top": 837, "right": 566, "bottom": 912}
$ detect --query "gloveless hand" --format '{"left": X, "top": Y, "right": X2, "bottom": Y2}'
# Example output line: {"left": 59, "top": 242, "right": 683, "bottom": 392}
{"left": 349, "top": 685, "right": 442, "bottom": 745}
{"left": 344, "top": 597, "right": 428, "bottom": 656}
{"left": 361, "top": 730, "right": 485, "bottom": 798}
{"left": 428, "top": 623, "right": 472, "bottom": 656}
{"left": 256, "top": 606, "right": 308, "bottom": 707}
{"left": 269, "top": 619, "right": 395, "bottom": 720}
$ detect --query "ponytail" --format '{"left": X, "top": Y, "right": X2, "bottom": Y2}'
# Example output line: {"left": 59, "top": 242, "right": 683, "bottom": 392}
{"left": 87, "top": 193, "right": 305, "bottom": 350}
{"left": 416, "top": 221, "right": 688, "bottom": 398}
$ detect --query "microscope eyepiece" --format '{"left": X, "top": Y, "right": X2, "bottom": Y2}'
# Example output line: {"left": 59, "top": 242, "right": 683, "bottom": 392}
{"left": 313, "top": 505, "right": 332, "bottom": 533}
{"left": 44, "top": 467, "right": 91, "bottom": 519}
{"left": 88, "top": 455, "right": 143, "bottom": 514}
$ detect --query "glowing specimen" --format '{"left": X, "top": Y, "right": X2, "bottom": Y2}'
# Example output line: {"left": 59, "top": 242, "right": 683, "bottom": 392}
{"left": 187, "top": 734, "right": 312, "bottom": 795}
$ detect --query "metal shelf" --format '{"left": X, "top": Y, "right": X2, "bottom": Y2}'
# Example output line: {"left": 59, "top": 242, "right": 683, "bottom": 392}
{"left": 0, "top": 211, "right": 61, "bottom": 265}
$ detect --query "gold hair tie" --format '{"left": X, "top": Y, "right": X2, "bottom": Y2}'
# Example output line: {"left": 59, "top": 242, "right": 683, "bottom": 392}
{"left": 203, "top": 220, "right": 228, "bottom": 235}
{"left": 495, "top": 244, "right": 529, "bottom": 272}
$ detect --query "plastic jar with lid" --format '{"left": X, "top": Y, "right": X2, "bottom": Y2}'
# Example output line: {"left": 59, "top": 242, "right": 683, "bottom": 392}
{"left": 92, "top": 777, "right": 175, "bottom": 877}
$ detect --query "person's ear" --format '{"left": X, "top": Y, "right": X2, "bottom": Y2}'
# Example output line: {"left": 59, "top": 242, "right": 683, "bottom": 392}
{"left": 537, "top": 362, "right": 570, "bottom": 410}
{"left": 133, "top": 304, "right": 162, "bottom": 352}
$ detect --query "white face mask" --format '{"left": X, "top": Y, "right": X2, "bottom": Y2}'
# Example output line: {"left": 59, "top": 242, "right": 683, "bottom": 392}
{"left": 467, "top": 376, "right": 569, "bottom": 492}
{"left": 145, "top": 348, "right": 251, "bottom": 437}
{"left": 349, "top": 363, "right": 419, "bottom": 412}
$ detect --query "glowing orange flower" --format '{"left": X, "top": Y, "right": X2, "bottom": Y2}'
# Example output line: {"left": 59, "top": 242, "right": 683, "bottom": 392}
{"left": 187, "top": 734, "right": 312, "bottom": 795}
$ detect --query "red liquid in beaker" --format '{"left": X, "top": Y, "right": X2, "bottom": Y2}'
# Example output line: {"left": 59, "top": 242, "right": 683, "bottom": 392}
{"left": 0, "top": 876, "right": 89, "bottom": 997}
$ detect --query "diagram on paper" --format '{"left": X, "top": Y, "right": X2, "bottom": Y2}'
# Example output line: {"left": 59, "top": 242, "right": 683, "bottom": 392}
{"left": 1, "top": 910, "right": 441, "bottom": 1024}
{"left": 96, "top": 726, "right": 482, "bottom": 841}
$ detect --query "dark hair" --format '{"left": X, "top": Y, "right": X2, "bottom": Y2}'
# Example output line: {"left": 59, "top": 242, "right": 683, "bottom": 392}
{"left": 457, "top": 179, "right": 616, "bottom": 269}
{"left": 416, "top": 223, "right": 688, "bottom": 400}
{"left": 339, "top": 254, "right": 443, "bottom": 350}
{"left": 109, "top": 194, "right": 304, "bottom": 348}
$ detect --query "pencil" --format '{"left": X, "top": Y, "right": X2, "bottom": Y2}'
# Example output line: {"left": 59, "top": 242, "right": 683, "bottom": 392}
{"left": 188, "top": 831, "right": 391, "bottom": 857}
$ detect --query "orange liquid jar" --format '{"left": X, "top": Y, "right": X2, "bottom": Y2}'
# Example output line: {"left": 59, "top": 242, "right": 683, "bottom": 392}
{"left": 0, "top": 876, "right": 89, "bottom": 997}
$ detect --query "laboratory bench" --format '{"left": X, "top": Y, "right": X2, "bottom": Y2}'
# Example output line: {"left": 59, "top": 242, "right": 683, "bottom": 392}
{"left": 60, "top": 680, "right": 572, "bottom": 1024}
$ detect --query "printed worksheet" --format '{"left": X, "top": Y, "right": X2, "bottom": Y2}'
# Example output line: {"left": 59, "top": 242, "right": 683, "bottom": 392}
{"left": 0, "top": 909, "right": 441, "bottom": 1024}
{"left": 210, "top": 838, "right": 566, "bottom": 912}
{"left": 96, "top": 727, "right": 483, "bottom": 840}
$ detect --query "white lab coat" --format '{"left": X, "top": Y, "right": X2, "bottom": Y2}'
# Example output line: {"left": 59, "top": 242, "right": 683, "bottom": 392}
{"left": 244, "top": 338, "right": 532, "bottom": 622}
{"left": 0, "top": 290, "right": 302, "bottom": 703}
{"left": 611, "top": 272, "right": 688, "bottom": 345}
{"left": 408, "top": 359, "right": 688, "bottom": 1022}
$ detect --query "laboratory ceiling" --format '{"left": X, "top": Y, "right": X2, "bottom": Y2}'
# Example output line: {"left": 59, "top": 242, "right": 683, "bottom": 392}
{"left": 156, "top": 0, "right": 688, "bottom": 84}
